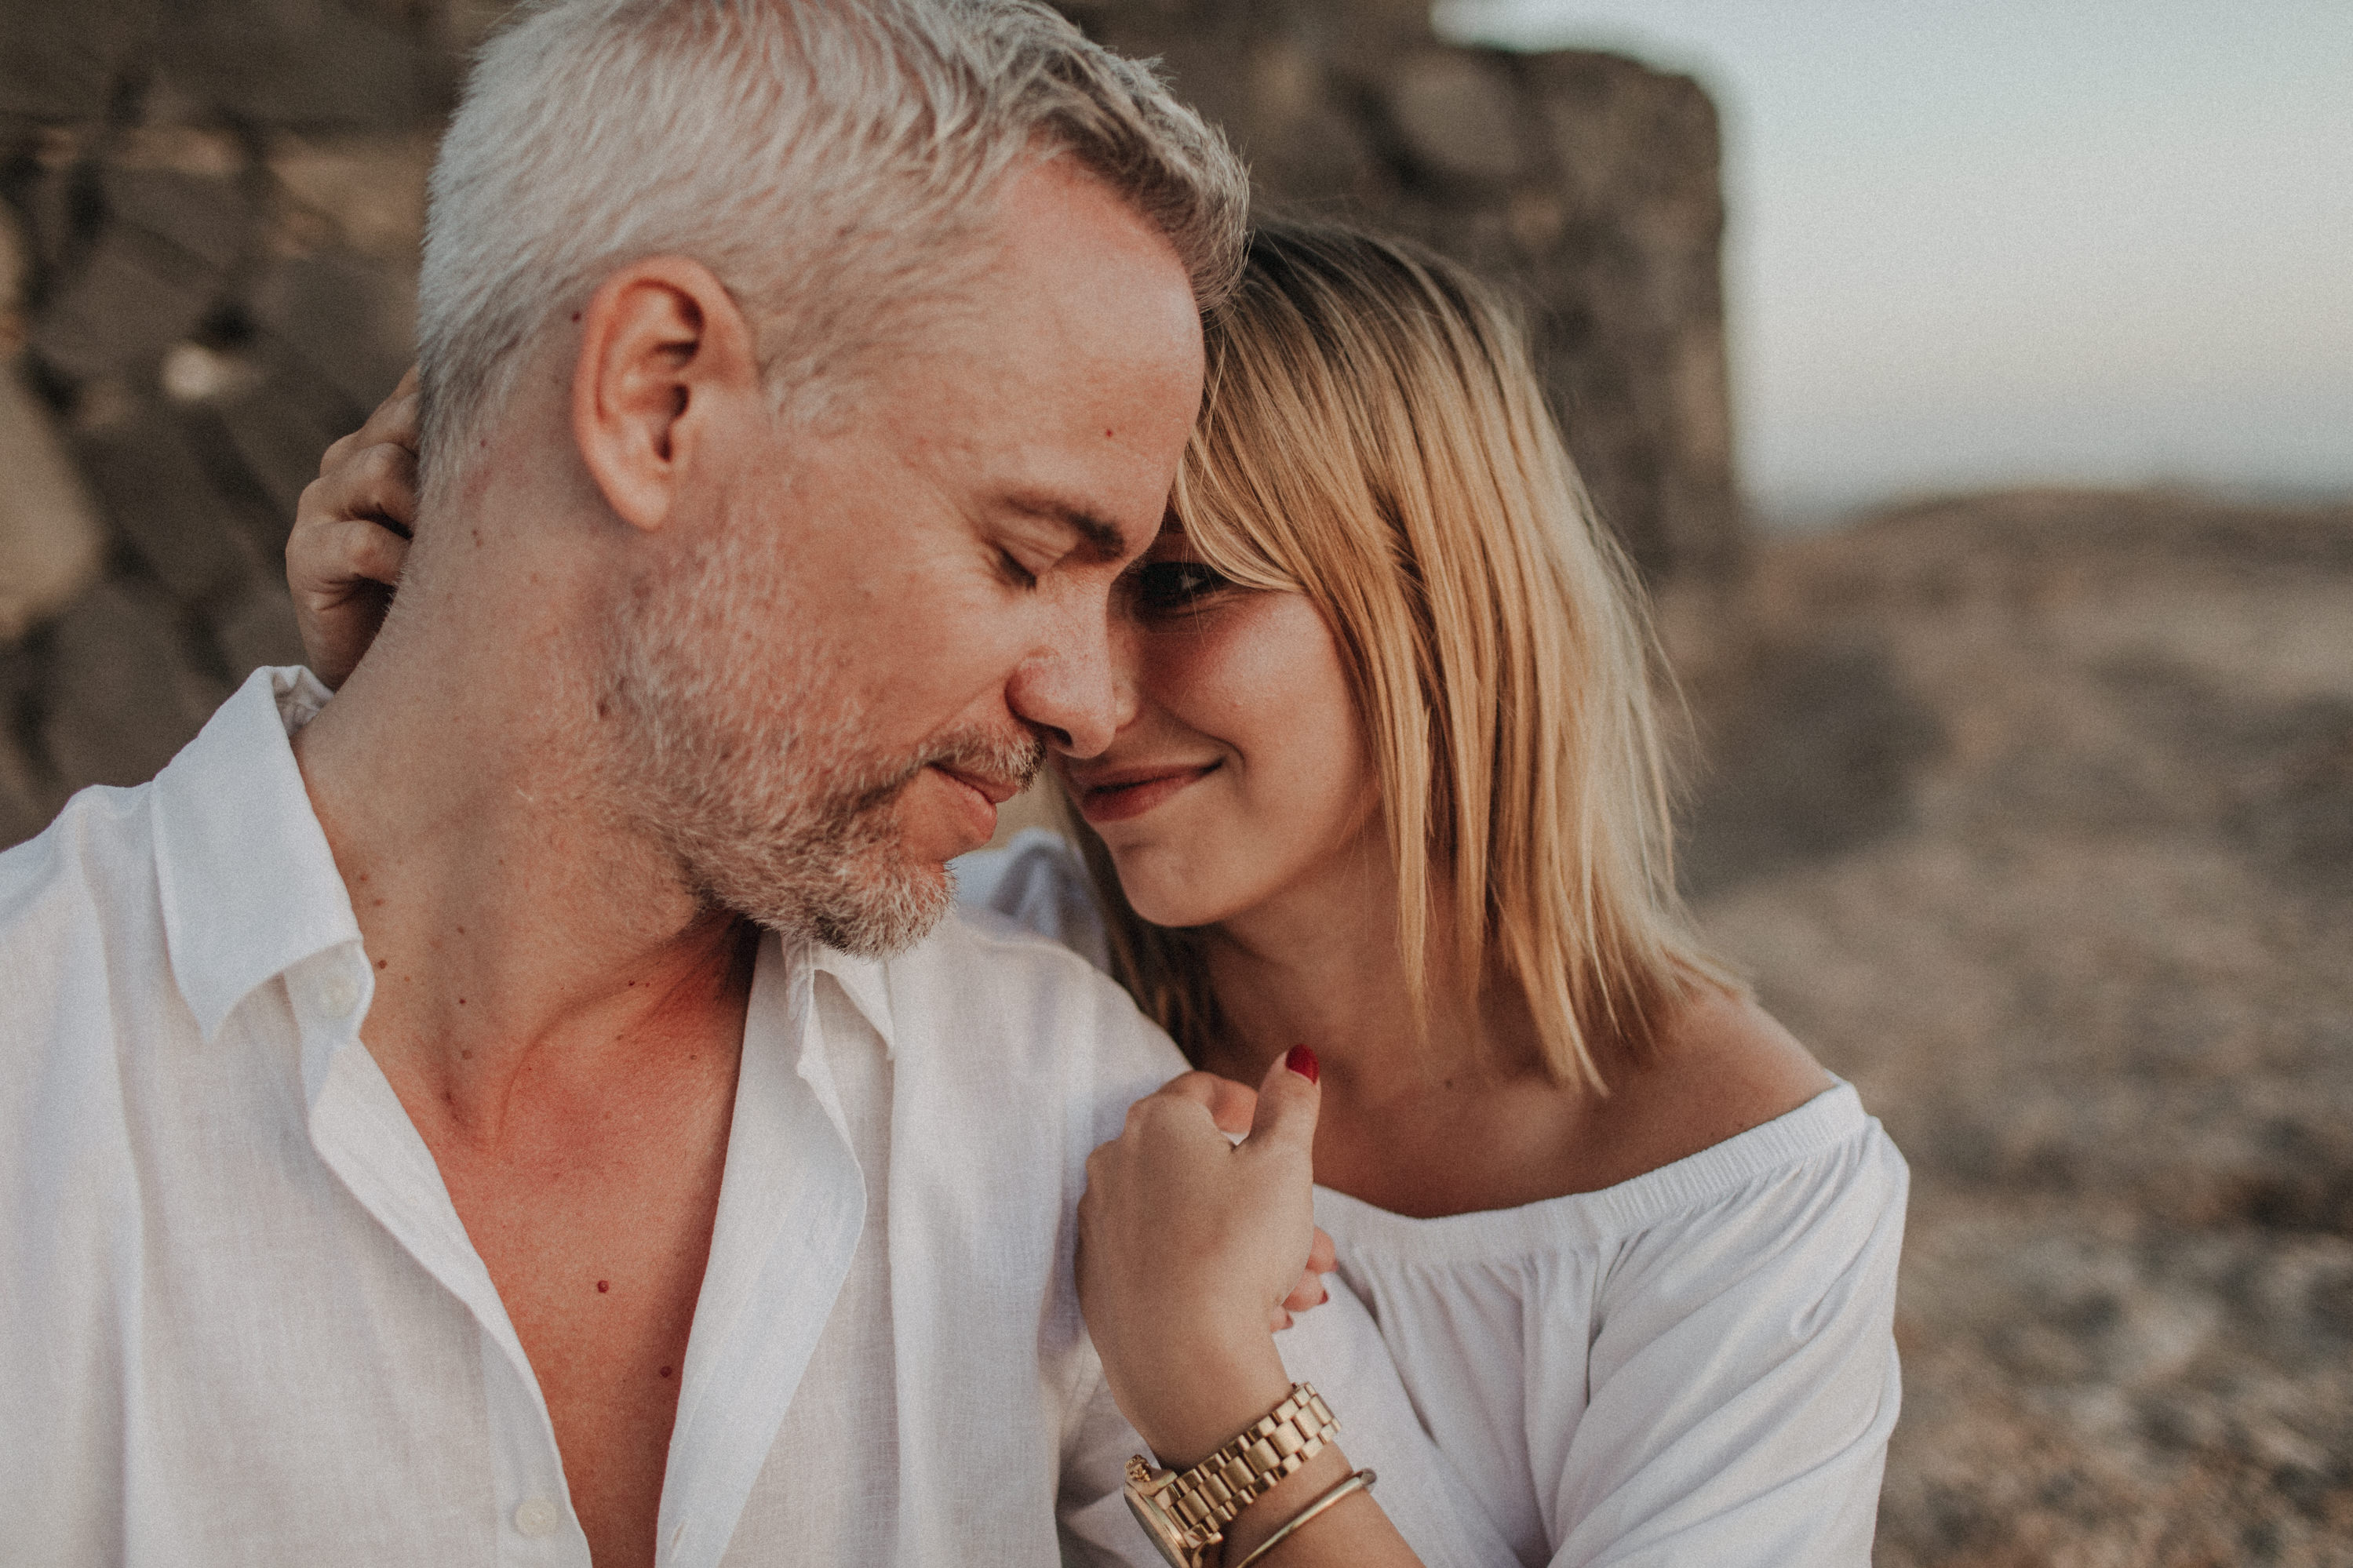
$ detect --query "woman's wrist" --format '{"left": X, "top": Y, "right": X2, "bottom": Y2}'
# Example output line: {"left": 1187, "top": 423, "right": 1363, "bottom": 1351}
{"left": 1126, "top": 1333, "right": 1295, "bottom": 1468}
{"left": 1215, "top": 1443, "right": 1357, "bottom": 1565}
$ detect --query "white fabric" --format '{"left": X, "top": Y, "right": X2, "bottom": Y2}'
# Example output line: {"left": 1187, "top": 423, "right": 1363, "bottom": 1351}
{"left": 0, "top": 670, "right": 1490, "bottom": 1568}
{"left": 951, "top": 825, "right": 1111, "bottom": 973}
{"left": 957, "top": 831, "right": 1910, "bottom": 1568}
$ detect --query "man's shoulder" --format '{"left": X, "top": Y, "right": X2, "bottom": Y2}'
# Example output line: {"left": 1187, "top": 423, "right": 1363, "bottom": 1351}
{"left": 0, "top": 785, "right": 164, "bottom": 1162}
{"left": 864, "top": 906, "right": 1184, "bottom": 1090}
{"left": 935, "top": 897, "right": 1103, "bottom": 976}
{"left": 3, "top": 668, "right": 324, "bottom": 963}
{"left": 881, "top": 900, "right": 1153, "bottom": 1031}
{"left": 0, "top": 782, "right": 159, "bottom": 955}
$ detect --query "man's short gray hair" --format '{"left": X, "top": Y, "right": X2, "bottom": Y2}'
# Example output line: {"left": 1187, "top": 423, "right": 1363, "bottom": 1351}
{"left": 417, "top": 0, "right": 1248, "bottom": 478}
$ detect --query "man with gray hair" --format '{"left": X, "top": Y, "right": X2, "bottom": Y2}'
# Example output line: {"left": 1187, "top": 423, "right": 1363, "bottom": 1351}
{"left": 0, "top": 3, "right": 1437, "bottom": 1565}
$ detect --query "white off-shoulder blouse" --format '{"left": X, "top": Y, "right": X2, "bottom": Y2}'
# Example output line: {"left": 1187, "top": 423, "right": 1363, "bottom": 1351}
{"left": 956, "top": 831, "right": 1908, "bottom": 1568}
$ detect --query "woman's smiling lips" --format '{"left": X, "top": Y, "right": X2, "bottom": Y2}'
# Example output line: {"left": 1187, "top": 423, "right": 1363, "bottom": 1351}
{"left": 1069, "top": 761, "right": 1220, "bottom": 824}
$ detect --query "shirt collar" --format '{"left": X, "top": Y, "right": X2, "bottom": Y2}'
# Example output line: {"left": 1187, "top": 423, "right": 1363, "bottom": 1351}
{"left": 149, "top": 666, "right": 363, "bottom": 1042}
{"left": 151, "top": 665, "right": 914, "bottom": 1060}
{"left": 810, "top": 944, "right": 897, "bottom": 1059}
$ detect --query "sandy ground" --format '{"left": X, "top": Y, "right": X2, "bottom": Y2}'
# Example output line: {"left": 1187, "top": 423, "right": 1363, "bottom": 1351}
{"left": 1678, "top": 490, "right": 2353, "bottom": 1566}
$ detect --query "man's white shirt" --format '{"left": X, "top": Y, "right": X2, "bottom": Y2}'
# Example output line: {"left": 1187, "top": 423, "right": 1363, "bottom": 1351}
{"left": 0, "top": 668, "right": 1499, "bottom": 1568}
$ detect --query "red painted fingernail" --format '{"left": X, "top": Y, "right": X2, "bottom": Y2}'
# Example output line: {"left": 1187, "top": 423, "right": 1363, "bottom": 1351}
{"left": 1319, "top": 1286, "right": 1329, "bottom": 1305}
{"left": 1285, "top": 1045, "right": 1319, "bottom": 1083}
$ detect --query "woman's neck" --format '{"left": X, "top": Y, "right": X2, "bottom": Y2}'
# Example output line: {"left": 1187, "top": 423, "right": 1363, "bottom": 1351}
{"left": 1187, "top": 843, "right": 1832, "bottom": 1218}
{"left": 1195, "top": 842, "right": 1549, "bottom": 1111}
{"left": 1193, "top": 835, "right": 1766, "bottom": 1219}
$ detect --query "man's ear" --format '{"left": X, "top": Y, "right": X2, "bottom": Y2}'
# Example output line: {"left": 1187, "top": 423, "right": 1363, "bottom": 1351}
{"left": 571, "top": 256, "right": 758, "bottom": 533}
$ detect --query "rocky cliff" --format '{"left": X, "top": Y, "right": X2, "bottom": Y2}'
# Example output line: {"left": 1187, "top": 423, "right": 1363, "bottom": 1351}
{"left": 0, "top": 0, "right": 1739, "bottom": 842}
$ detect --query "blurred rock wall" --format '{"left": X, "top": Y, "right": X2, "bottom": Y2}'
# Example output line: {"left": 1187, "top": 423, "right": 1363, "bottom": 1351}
{"left": 0, "top": 0, "right": 470, "bottom": 845}
{"left": 1070, "top": 0, "right": 1741, "bottom": 587}
{"left": 0, "top": 0, "right": 1739, "bottom": 847}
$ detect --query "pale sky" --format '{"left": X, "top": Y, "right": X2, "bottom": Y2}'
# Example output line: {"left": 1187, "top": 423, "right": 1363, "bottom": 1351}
{"left": 1433, "top": 0, "right": 2353, "bottom": 520}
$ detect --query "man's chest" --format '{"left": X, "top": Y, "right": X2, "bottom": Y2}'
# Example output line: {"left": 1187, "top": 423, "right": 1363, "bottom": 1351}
{"left": 27, "top": 936, "right": 1135, "bottom": 1567}
{"left": 421, "top": 1076, "right": 739, "bottom": 1567}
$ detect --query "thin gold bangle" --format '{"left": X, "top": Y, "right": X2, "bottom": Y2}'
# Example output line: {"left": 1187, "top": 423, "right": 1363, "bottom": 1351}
{"left": 1227, "top": 1468, "right": 1376, "bottom": 1568}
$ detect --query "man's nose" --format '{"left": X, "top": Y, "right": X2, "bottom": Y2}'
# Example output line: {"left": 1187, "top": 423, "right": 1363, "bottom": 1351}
{"left": 1007, "top": 600, "right": 1135, "bottom": 759}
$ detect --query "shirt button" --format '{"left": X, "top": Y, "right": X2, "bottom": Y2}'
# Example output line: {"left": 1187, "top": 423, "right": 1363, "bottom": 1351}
{"left": 319, "top": 973, "right": 362, "bottom": 1018}
{"left": 514, "top": 1497, "right": 561, "bottom": 1538}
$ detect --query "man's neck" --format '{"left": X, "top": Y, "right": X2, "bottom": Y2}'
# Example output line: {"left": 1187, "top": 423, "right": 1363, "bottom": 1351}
{"left": 290, "top": 503, "right": 767, "bottom": 1568}
{"left": 291, "top": 551, "right": 752, "bottom": 1139}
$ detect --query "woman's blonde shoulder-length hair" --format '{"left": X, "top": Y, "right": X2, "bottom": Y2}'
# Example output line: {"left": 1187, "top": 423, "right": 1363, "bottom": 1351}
{"left": 1069, "top": 217, "right": 1739, "bottom": 1090}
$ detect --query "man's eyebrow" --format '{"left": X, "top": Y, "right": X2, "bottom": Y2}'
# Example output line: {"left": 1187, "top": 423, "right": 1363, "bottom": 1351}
{"left": 1002, "top": 493, "right": 1131, "bottom": 562}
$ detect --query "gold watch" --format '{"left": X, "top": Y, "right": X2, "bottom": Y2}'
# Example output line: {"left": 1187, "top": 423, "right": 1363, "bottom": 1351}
{"left": 1123, "top": 1383, "right": 1339, "bottom": 1568}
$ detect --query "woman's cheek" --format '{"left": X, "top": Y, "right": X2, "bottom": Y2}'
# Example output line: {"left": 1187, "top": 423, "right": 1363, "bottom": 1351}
{"left": 1139, "top": 619, "right": 1238, "bottom": 715}
{"left": 1113, "top": 591, "right": 1365, "bottom": 925}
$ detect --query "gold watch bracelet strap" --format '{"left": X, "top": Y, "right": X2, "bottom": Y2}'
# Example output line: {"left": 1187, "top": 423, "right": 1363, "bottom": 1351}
{"left": 1162, "top": 1383, "right": 1340, "bottom": 1535}
{"left": 1229, "top": 1468, "right": 1377, "bottom": 1568}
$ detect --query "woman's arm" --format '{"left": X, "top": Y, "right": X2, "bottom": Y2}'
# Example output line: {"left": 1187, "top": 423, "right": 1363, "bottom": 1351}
{"left": 1077, "top": 1052, "right": 1425, "bottom": 1567}
{"left": 287, "top": 369, "right": 420, "bottom": 687}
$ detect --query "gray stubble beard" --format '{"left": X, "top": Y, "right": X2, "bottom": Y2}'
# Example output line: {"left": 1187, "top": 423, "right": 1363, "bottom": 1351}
{"left": 588, "top": 515, "right": 1042, "bottom": 958}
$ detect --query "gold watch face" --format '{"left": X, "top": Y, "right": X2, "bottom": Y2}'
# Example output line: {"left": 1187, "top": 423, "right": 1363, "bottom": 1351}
{"left": 1124, "top": 1487, "right": 1194, "bottom": 1568}
{"left": 1124, "top": 1467, "right": 1204, "bottom": 1568}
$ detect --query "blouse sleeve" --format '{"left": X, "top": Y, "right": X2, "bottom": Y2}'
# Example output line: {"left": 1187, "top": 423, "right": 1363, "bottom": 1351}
{"left": 1277, "top": 1273, "right": 1528, "bottom": 1568}
{"left": 1548, "top": 1120, "right": 1909, "bottom": 1568}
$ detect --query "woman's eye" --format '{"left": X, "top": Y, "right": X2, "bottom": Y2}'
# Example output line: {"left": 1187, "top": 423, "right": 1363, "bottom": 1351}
{"left": 1134, "top": 560, "right": 1229, "bottom": 611}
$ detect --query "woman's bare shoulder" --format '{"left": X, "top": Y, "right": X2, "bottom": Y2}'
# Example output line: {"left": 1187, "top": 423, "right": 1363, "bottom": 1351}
{"left": 1656, "top": 984, "right": 1834, "bottom": 1117}
{"left": 1590, "top": 985, "right": 1837, "bottom": 1179}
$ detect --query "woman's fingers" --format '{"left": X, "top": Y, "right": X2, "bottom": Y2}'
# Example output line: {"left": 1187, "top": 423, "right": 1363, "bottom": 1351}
{"left": 284, "top": 372, "right": 423, "bottom": 689}
{"left": 286, "top": 529, "right": 403, "bottom": 690}
{"left": 1244, "top": 1046, "right": 1321, "bottom": 1156}
{"left": 300, "top": 438, "right": 420, "bottom": 540}
{"left": 1280, "top": 1268, "right": 1325, "bottom": 1314}
{"left": 286, "top": 510, "right": 410, "bottom": 690}
{"left": 1142, "top": 1064, "right": 1328, "bottom": 1327}
{"left": 1155, "top": 1069, "right": 1259, "bottom": 1137}
{"left": 319, "top": 366, "right": 422, "bottom": 478}
{"left": 293, "top": 515, "right": 410, "bottom": 596}
{"left": 1280, "top": 1230, "right": 1337, "bottom": 1317}
{"left": 289, "top": 402, "right": 424, "bottom": 690}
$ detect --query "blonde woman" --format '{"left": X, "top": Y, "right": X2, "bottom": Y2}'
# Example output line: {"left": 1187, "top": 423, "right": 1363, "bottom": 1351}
{"left": 290, "top": 220, "right": 1904, "bottom": 1566}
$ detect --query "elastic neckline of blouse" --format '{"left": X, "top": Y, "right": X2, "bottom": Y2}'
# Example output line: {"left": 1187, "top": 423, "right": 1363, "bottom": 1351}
{"left": 1310, "top": 1080, "right": 1879, "bottom": 1261}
